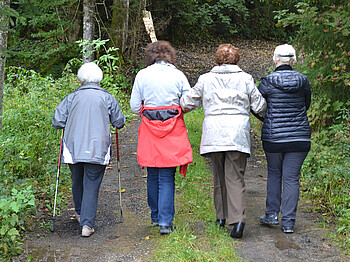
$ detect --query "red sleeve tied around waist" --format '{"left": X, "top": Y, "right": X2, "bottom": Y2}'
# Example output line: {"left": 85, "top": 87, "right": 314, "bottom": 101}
{"left": 137, "top": 105, "right": 193, "bottom": 178}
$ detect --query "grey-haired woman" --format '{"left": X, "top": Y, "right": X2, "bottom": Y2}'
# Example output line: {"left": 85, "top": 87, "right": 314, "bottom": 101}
{"left": 52, "top": 62, "right": 125, "bottom": 237}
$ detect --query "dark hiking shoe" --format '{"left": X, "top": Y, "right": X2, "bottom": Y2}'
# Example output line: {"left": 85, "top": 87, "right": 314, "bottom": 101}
{"left": 160, "top": 224, "right": 174, "bottom": 234}
{"left": 215, "top": 219, "right": 226, "bottom": 228}
{"left": 230, "top": 222, "right": 245, "bottom": 239}
{"left": 281, "top": 226, "right": 294, "bottom": 234}
{"left": 259, "top": 213, "right": 279, "bottom": 225}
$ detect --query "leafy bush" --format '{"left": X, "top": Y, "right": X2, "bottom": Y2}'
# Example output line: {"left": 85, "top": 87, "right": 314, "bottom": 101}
{"left": 301, "top": 123, "right": 350, "bottom": 246}
{"left": 0, "top": 186, "right": 36, "bottom": 258}
{"left": 275, "top": 2, "right": 350, "bottom": 130}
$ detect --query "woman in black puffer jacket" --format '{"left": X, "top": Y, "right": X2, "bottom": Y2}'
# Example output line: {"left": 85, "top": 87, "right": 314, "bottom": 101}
{"left": 257, "top": 44, "right": 311, "bottom": 234}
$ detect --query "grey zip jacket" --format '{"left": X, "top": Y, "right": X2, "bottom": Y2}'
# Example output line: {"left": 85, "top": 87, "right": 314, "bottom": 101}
{"left": 52, "top": 83, "right": 125, "bottom": 165}
{"left": 180, "top": 64, "right": 266, "bottom": 155}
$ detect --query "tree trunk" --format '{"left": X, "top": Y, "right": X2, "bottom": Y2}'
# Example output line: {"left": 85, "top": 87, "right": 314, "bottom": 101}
{"left": 67, "top": 0, "right": 83, "bottom": 44}
{"left": 0, "top": 0, "right": 9, "bottom": 132}
{"left": 110, "top": 0, "right": 129, "bottom": 52}
{"left": 83, "top": 0, "right": 95, "bottom": 63}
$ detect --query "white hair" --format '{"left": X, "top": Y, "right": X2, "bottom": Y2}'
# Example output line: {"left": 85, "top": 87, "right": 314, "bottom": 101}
{"left": 273, "top": 44, "right": 297, "bottom": 65}
{"left": 77, "top": 62, "right": 103, "bottom": 84}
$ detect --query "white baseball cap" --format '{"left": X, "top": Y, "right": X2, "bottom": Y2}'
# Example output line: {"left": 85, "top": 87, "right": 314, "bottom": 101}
{"left": 273, "top": 44, "right": 297, "bottom": 62}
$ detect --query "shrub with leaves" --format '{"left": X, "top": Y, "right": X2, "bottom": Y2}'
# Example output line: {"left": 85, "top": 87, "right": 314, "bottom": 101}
{"left": 275, "top": 2, "right": 350, "bottom": 130}
{"left": 0, "top": 186, "right": 36, "bottom": 258}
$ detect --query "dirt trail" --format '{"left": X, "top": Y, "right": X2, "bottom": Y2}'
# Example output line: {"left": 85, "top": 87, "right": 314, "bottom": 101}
{"left": 20, "top": 40, "right": 349, "bottom": 262}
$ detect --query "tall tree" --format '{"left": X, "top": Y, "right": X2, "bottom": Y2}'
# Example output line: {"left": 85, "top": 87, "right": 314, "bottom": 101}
{"left": 110, "top": 0, "right": 129, "bottom": 52}
{"left": 83, "top": 0, "right": 95, "bottom": 62}
{"left": 0, "top": 0, "right": 9, "bottom": 132}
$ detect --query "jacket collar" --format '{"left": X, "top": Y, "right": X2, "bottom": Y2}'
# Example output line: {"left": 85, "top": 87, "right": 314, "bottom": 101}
{"left": 77, "top": 83, "right": 108, "bottom": 93}
{"left": 275, "top": 64, "right": 293, "bottom": 71}
{"left": 211, "top": 64, "right": 242, "bottom": 74}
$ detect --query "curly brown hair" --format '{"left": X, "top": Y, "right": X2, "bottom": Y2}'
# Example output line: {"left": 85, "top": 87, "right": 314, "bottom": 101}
{"left": 215, "top": 44, "right": 240, "bottom": 65}
{"left": 145, "top": 41, "right": 177, "bottom": 66}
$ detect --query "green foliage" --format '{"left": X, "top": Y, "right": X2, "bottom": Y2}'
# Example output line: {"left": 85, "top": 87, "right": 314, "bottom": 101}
{"left": 301, "top": 123, "right": 350, "bottom": 247}
{"left": 7, "top": 0, "right": 80, "bottom": 77}
{"left": 0, "top": 186, "right": 36, "bottom": 258}
{"left": 275, "top": 2, "right": 350, "bottom": 129}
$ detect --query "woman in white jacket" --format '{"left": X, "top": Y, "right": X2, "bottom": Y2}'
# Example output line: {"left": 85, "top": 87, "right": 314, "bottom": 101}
{"left": 180, "top": 44, "right": 266, "bottom": 238}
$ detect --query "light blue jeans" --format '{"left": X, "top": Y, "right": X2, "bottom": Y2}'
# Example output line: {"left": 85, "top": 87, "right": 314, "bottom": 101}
{"left": 147, "top": 167, "right": 176, "bottom": 226}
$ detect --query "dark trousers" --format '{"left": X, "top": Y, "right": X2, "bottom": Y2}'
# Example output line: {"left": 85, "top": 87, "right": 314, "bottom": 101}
{"left": 69, "top": 163, "right": 106, "bottom": 228}
{"left": 147, "top": 167, "right": 176, "bottom": 226}
{"left": 211, "top": 151, "right": 248, "bottom": 225}
{"left": 264, "top": 151, "right": 308, "bottom": 227}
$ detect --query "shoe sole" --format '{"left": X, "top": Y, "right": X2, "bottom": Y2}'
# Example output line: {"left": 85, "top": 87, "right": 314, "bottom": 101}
{"left": 259, "top": 219, "right": 279, "bottom": 225}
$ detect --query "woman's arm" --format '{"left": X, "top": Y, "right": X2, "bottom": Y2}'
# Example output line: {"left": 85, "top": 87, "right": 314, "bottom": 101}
{"left": 180, "top": 80, "right": 203, "bottom": 113}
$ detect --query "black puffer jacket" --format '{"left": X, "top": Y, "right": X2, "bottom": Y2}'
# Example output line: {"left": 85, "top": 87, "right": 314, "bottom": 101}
{"left": 258, "top": 65, "right": 311, "bottom": 143}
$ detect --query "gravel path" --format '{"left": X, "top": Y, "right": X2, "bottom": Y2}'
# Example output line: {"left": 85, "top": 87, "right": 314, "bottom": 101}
{"left": 20, "top": 40, "right": 349, "bottom": 262}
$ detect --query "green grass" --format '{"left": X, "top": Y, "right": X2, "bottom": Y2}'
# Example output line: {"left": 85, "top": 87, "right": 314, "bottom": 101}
{"left": 151, "top": 108, "right": 242, "bottom": 261}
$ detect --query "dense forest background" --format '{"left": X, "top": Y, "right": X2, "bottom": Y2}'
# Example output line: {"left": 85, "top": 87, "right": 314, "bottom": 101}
{"left": 0, "top": 0, "right": 349, "bottom": 259}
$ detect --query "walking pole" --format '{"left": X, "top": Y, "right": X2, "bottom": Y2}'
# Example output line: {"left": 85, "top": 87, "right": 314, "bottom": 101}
{"left": 51, "top": 129, "right": 64, "bottom": 232}
{"left": 116, "top": 130, "right": 124, "bottom": 222}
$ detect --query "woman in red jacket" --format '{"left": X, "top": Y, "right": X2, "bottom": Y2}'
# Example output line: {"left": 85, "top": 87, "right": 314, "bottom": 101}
{"left": 130, "top": 41, "right": 193, "bottom": 234}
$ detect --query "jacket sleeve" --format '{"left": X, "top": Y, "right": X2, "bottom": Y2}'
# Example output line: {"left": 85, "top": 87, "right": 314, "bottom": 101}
{"left": 257, "top": 77, "right": 269, "bottom": 98}
{"left": 304, "top": 78, "right": 311, "bottom": 110}
{"left": 249, "top": 77, "right": 267, "bottom": 119}
{"left": 130, "top": 74, "right": 143, "bottom": 114}
{"left": 52, "top": 97, "right": 69, "bottom": 129}
{"left": 180, "top": 79, "right": 203, "bottom": 113}
{"left": 110, "top": 96, "right": 126, "bottom": 129}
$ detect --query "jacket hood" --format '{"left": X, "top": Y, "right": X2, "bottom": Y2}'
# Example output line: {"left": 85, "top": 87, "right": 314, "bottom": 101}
{"left": 266, "top": 70, "right": 305, "bottom": 93}
{"left": 211, "top": 64, "right": 242, "bottom": 74}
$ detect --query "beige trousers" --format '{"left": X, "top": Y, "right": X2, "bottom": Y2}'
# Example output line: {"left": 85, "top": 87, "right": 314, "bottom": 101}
{"left": 210, "top": 151, "right": 248, "bottom": 225}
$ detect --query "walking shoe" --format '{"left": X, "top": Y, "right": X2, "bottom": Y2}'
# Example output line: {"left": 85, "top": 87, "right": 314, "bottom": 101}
{"left": 215, "top": 219, "right": 226, "bottom": 228}
{"left": 230, "top": 222, "right": 245, "bottom": 239}
{"left": 152, "top": 221, "right": 159, "bottom": 226}
{"left": 75, "top": 212, "right": 80, "bottom": 223}
{"left": 160, "top": 225, "right": 174, "bottom": 235}
{"left": 82, "top": 225, "right": 95, "bottom": 237}
{"left": 281, "top": 226, "right": 294, "bottom": 234}
{"left": 259, "top": 213, "right": 279, "bottom": 225}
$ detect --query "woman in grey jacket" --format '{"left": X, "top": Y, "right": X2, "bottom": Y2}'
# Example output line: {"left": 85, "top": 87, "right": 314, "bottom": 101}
{"left": 181, "top": 44, "right": 266, "bottom": 238}
{"left": 52, "top": 62, "right": 125, "bottom": 237}
{"left": 258, "top": 44, "right": 311, "bottom": 234}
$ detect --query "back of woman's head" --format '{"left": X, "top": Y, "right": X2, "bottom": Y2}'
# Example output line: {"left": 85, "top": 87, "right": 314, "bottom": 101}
{"left": 215, "top": 44, "right": 240, "bottom": 65}
{"left": 77, "top": 62, "right": 103, "bottom": 85}
{"left": 145, "top": 41, "right": 177, "bottom": 66}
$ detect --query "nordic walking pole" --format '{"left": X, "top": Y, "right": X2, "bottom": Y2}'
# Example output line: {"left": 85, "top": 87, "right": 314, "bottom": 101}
{"left": 51, "top": 129, "right": 64, "bottom": 232}
{"left": 116, "top": 130, "right": 123, "bottom": 222}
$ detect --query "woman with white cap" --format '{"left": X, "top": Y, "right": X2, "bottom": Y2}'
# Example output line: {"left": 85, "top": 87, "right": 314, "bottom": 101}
{"left": 257, "top": 44, "right": 311, "bottom": 233}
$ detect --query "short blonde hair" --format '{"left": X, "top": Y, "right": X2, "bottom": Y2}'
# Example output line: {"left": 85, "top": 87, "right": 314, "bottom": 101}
{"left": 215, "top": 44, "right": 240, "bottom": 65}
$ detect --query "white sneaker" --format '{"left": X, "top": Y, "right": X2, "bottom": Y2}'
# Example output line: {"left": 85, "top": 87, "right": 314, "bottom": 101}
{"left": 82, "top": 225, "right": 94, "bottom": 237}
{"left": 75, "top": 212, "right": 80, "bottom": 223}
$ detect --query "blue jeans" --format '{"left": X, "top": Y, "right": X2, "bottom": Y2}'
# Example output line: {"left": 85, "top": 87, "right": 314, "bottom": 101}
{"left": 147, "top": 167, "right": 176, "bottom": 226}
{"left": 69, "top": 163, "right": 105, "bottom": 228}
{"left": 264, "top": 151, "right": 308, "bottom": 228}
